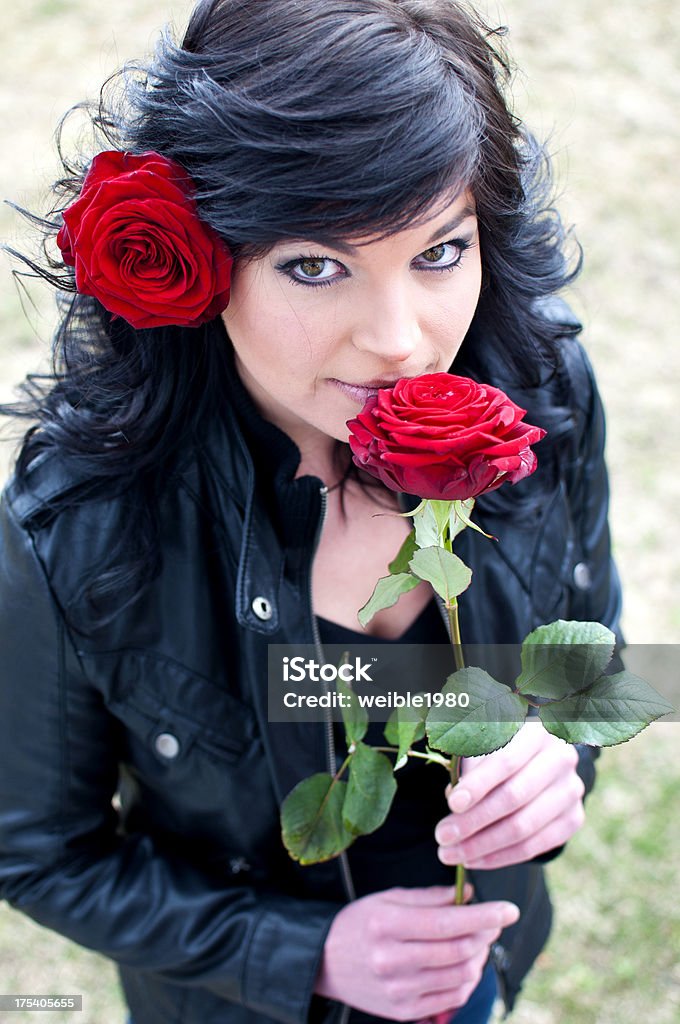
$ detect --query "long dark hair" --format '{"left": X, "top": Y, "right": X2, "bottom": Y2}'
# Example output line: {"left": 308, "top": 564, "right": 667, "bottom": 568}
{"left": 2, "top": 0, "right": 581, "bottom": 619}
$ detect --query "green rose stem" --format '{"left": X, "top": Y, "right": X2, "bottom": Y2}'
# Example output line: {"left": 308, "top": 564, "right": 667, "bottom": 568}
{"left": 441, "top": 507, "right": 467, "bottom": 906}
{"left": 449, "top": 754, "right": 466, "bottom": 906}
{"left": 442, "top": 525, "right": 465, "bottom": 672}
{"left": 447, "top": 598, "right": 464, "bottom": 669}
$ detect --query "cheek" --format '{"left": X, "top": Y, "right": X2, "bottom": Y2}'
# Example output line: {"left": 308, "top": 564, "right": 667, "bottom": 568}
{"left": 223, "top": 302, "right": 329, "bottom": 399}
{"left": 429, "top": 276, "right": 482, "bottom": 359}
{"left": 224, "top": 266, "right": 332, "bottom": 363}
{"left": 459, "top": 248, "right": 483, "bottom": 321}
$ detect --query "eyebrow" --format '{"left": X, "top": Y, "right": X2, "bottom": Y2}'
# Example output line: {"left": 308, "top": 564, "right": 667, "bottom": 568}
{"left": 423, "top": 206, "right": 477, "bottom": 246}
{"left": 295, "top": 205, "right": 477, "bottom": 256}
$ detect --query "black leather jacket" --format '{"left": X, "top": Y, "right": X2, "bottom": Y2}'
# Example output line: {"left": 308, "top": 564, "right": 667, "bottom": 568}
{"left": 0, "top": 331, "right": 621, "bottom": 1024}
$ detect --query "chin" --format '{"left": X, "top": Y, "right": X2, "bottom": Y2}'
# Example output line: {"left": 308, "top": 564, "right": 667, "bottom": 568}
{"left": 325, "top": 422, "right": 352, "bottom": 445}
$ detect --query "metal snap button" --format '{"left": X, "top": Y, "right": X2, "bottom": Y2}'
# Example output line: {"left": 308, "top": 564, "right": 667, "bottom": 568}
{"left": 573, "top": 561, "right": 592, "bottom": 590}
{"left": 229, "top": 856, "right": 252, "bottom": 874}
{"left": 251, "top": 596, "right": 273, "bottom": 621}
{"left": 154, "top": 732, "right": 180, "bottom": 759}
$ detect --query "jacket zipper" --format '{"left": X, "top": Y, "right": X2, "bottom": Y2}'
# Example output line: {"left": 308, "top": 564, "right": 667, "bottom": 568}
{"left": 308, "top": 484, "right": 356, "bottom": 904}
{"left": 308, "top": 484, "right": 354, "bottom": 1024}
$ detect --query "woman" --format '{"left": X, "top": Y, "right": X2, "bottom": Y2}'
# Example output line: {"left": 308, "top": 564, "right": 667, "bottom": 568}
{"left": 0, "top": 1, "right": 621, "bottom": 1022}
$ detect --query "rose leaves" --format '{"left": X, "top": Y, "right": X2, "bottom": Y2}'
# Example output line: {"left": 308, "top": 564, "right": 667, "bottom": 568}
{"left": 281, "top": 620, "right": 673, "bottom": 863}
{"left": 282, "top": 677, "right": 397, "bottom": 864}
{"left": 428, "top": 621, "right": 672, "bottom": 757}
{"left": 358, "top": 501, "right": 475, "bottom": 629}
{"left": 426, "top": 668, "right": 527, "bottom": 757}
{"left": 280, "top": 623, "right": 673, "bottom": 864}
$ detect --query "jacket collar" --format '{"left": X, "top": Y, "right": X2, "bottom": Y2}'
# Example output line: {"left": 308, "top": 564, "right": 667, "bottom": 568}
{"left": 199, "top": 341, "right": 324, "bottom": 637}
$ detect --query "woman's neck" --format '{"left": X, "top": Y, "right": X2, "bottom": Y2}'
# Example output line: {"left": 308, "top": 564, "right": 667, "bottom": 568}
{"left": 296, "top": 438, "right": 352, "bottom": 491}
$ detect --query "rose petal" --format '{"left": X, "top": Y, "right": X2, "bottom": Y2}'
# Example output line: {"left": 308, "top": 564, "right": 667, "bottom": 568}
{"left": 58, "top": 149, "right": 232, "bottom": 328}
{"left": 347, "top": 372, "right": 545, "bottom": 500}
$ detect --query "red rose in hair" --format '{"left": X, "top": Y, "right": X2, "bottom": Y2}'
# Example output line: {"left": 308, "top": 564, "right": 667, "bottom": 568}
{"left": 57, "top": 150, "right": 232, "bottom": 329}
{"left": 347, "top": 373, "right": 546, "bottom": 500}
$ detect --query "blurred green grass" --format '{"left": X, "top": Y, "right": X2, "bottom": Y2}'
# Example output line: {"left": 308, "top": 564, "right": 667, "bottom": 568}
{"left": 1, "top": 1, "right": 679, "bottom": 1021}
{"left": 504, "top": 725, "right": 680, "bottom": 1024}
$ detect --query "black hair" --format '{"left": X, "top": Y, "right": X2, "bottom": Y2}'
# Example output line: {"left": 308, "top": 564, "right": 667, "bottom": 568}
{"left": 2, "top": 0, "right": 582, "bottom": 621}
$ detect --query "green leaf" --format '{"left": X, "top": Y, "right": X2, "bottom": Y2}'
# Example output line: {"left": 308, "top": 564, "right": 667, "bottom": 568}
{"left": 384, "top": 702, "right": 427, "bottom": 769}
{"left": 400, "top": 498, "right": 427, "bottom": 519}
{"left": 540, "top": 670, "right": 675, "bottom": 746}
{"left": 426, "top": 667, "right": 527, "bottom": 756}
{"left": 409, "top": 546, "right": 472, "bottom": 605}
{"left": 515, "top": 620, "right": 616, "bottom": 700}
{"left": 450, "top": 498, "right": 493, "bottom": 539}
{"left": 343, "top": 742, "right": 398, "bottom": 836}
{"left": 281, "top": 773, "right": 355, "bottom": 864}
{"left": 429, "top": 500, "right": 455, "bottom": 537}
{"left": 336, "top": 675, "right": 369, "bottom": 746}
{"left": 357, "top": 572, "right": 421, "bottom": 628}
{"left": 388, "top": 529, "right": 418, "bottom": 575}
{"left": 412, "top": 501, "right": 443, "bottom": 549}
{"left": 448, "top": 498, "right": 475, "bottom": 540}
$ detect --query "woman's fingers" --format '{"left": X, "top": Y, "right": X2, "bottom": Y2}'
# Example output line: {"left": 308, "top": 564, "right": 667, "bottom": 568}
{"left": 401, "top": 928, "right": 502, "bottom": 970}
{"left": 382, "top": 884, "right": 472, "bottom": 907}
{"left": 370, "top": 897, "right": 520, "bottom": 943}
{"left": 316, "top": 887, "right": 519, "bottom": 1020}
{"left": 446, "top": 721, "right": 554, "bottom": 813}
{"left": 453, "top": 801, "right": 586, "bottom": 869}
{"left": 437, "top": 743, "right": 572, "bottom": 844}
{"left": 437, "top": 723, "right": 585, "bottom": 867}
{"left": 438, "top": 772, "right": 586, "bottom": 867}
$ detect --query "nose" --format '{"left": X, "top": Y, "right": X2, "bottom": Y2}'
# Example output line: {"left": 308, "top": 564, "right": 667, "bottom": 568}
{"left": 350, "top": 280, "right": 422, "bottom": 362}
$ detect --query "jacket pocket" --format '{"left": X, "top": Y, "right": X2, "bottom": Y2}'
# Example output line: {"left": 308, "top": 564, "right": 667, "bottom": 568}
{"left": 95, "top": 649, "right": 258, "bottom": 765}
{"left": 86, "top": 650, "right": 281, "bottom": 870}
{"left": 87, "top": 647, "right": 260, "bottom": 774}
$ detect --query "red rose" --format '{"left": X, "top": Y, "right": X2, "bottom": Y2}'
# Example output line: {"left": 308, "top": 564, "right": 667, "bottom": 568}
{"left": 57, "top": 150, "right": 232, "bottom": 329}
{"left": 347, "top": 373, "right": 546, "bottom": 500}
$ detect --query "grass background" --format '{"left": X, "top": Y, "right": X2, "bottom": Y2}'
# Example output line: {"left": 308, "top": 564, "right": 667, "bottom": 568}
{"left": 1, "top": 0, "right": 678, "bottom": 1021}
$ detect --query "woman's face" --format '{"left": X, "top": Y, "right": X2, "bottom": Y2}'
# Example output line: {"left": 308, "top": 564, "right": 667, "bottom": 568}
{"left": 221, "top": 190, "right": 482, "bottom": 465}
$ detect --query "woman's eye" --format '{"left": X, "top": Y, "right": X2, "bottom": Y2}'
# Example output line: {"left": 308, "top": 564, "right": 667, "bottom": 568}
{"left": 289, "top": 257, "right": 345, "bottom": 284}
{"left": 413, "top": 239, "right": 470, "bottom": 271}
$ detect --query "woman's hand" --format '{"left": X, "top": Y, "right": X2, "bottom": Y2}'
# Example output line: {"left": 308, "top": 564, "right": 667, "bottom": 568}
{"left": 314, "top": 885, "right": 519, "bottom": 1021}
{"left": 435, "top": 722, "right": 586, "bottom": 870}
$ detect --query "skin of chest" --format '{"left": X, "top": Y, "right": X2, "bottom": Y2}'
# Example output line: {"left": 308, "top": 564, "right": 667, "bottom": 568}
{"left": 310, "top": 480, "right": 433, "bottom": 638}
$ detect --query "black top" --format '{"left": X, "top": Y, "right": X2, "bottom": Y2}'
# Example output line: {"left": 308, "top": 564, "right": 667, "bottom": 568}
{"left": 317, "top": 599, "right": 457, "bottom": 897}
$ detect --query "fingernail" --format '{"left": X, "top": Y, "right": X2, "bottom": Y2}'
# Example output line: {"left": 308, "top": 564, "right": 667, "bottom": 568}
{"left": 449, "top": 788, "right": 472, "bottom": 811}
{"left": 502, "top": 903, "right": 521, "bottom": 924}
{"left": 438, "top": 824, "right": 460, "bottom": 844}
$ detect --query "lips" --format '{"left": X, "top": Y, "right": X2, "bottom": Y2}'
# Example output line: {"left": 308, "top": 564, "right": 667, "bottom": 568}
{"left": 329, "top": 377, "right": 406, "bottom": 404}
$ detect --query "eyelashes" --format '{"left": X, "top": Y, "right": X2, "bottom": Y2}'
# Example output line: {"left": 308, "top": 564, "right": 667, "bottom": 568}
{"left": 275, "top": 236, "right": 474, "bottom": 289}
{"left": 411, "top": 238, "right": 474, "bottom": 272}
{"left": 278, "top": 255, "right": 344, "bottom": 288}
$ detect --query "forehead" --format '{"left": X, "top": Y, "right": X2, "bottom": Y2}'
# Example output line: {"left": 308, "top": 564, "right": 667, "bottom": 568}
{"left": 278, "top": 187, "right": 476, "bottom": 255}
